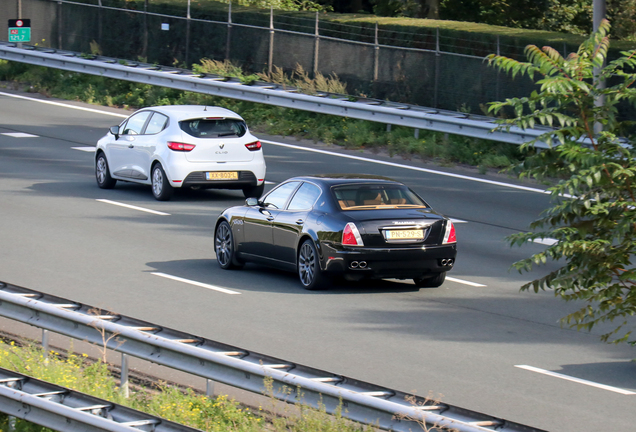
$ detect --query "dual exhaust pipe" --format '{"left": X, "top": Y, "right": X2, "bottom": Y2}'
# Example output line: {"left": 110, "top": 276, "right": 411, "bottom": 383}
{"left": 441, "top": 258, "right": 454, "bottom": 267}
{"left": 350, "top": 261, "right": 368, "bottom": 269}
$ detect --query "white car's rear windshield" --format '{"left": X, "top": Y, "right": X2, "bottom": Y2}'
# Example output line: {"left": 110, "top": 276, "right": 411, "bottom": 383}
{"left": 332, "top": 184, "right": 428, "bottom": 210}
{"left": 179, "top": 118, "right": 247, "bottom": 138}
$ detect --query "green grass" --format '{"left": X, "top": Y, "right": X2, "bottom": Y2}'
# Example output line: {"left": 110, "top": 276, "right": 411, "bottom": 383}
{"left": 0, "top": 338, "right": 371, "bottom": 432}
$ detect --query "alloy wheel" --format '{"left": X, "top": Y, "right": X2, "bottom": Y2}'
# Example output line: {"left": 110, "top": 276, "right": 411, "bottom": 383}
{"left": 96, "top": 156, "right": 107, "bottom": 184}
{"left": 215, "top": 223, "right": 232, "bottom": 267}
{"left": 152, "top": 166, "right": 163, "bottom": 197}
{"left": 298, "top": 242, "right": 316, "bottom": 286}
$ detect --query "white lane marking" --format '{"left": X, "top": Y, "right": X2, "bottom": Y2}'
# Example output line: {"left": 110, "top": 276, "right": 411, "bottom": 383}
{"left": 515, "top": 365, "right": 636, "bottom": 395}
{"left": 386, "top": 276, "right": 485, "bottom": 287}
{"left": 446, "top": 277, "right": 487, "bottom": 287}
{"left": 265, "top": 181, "right": 277, "bottom": 184}
{"left": 72, "top": 146, "right": 97, "bottom": 152}
{"left": 532, "top": 238, "right": 558, "bottom": 245}
{"left": 96, "top": 199, "right": 170, "bottom": 216}
{"left": 450, "top": 218, "right": 467, "bottom": 223}
{"left": 4, "top": 92, "right": 562, "bottom": 196}
{"left": 2, "top": 132, "right": 39, "bottom": 138}
{"left": 0, "top": 92, "right": 128, "bottom": 118}
{"left": 262, "top": 140, "right": 552, "bottom": 195}
{"left": 152, "top": 272, "right": 241, "bottom": 295}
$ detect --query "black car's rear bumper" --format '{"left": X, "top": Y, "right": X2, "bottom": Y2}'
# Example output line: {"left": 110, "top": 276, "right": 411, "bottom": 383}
{"left": 320, "top": 243, "right": 457, "bottom": 280}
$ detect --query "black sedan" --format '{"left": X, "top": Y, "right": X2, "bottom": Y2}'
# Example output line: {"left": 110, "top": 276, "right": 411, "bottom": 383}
{"left": 214, "top": 175, "right": 457, "bottom": 290}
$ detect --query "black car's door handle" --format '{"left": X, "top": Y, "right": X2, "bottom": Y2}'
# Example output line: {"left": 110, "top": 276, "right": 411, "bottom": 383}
{"left": 296, "top": 219, "right": 304, "bottom": 225}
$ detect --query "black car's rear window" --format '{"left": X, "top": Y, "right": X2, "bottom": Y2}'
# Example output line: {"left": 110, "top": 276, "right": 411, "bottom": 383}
{"left": 179, "top": 118, "right": 247, "bottom": 138}
{"left": 332, "top": 184, "right": 427, "bottom": 210}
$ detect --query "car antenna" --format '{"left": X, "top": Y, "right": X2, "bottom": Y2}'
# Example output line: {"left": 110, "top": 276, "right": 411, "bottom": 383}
{"left": 204, "top": 106, "right": 207, "bottom": 111}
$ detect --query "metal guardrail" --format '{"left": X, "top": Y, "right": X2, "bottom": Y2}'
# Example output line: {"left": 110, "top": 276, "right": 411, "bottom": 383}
{"left": 0, "top": 281, "right": 547, "bottom": 432}
{"left": 0, "top": 42, "right": 553, "bottom": 148}
{"left": 0, "top": 367, "right": 201, "bottom": 432}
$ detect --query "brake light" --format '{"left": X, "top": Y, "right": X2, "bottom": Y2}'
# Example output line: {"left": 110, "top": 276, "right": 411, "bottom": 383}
{"left": 443, "top": 220, "right": 456, "bottom": 244}
{"left": 342, "top": 222, "right": 364, "bottom": 246}
{"left": 168, "top": 142, "right": 196, "bottom": 152}
{"left": 245, "top": 141, "right": 262, "bottom": 151}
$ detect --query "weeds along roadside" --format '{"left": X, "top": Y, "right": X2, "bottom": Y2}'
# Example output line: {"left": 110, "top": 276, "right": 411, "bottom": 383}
{"left": 0, "top": 58, "right": 525, "bottom": 175}
{"left": 0, "top": 337, "right": 372, "bottom": 432}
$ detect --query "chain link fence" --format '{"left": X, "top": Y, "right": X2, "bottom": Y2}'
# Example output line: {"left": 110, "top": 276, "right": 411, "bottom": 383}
{"left": 0, "top": 0, "right": 577, "bottom": 113}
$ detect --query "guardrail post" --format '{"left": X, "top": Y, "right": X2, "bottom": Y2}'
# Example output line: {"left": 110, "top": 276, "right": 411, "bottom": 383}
{"left": 313, "top": 11, "right": 319, "bottom": 76}
{"left": 268, "top": 6, "right": 274, "bottom": 75}
{"left": 226, "top": 1, "right": 232, "bottom": 61}
{"left": 42, "top": 329, "right": 50, "bottom": 362}
{"left": 414, "top": 128, "right": 419, "bottom": 139}
{"left": 206, "top": 379, "right": 215, "bottom": 397}
{"left": 373, "top": 22, "right": 379, "bottom": 82}
{"left": 121, "top": 353, "right": 129, "bottom": 398}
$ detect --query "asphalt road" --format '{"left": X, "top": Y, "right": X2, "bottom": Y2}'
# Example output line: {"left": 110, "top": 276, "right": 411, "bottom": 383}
{"left": 1, "top": 89, "right": 635, "bottom": 432}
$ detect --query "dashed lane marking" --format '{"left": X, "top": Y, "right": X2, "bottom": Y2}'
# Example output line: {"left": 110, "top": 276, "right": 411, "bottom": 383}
{"left": 1, "top": 132, "right": 39, "bottom": 138}
{"left": 387, "top": 276, "right": 486, "bottom": 287}
{"left": 515, "top": 365, "right": 636, "bottom": 395}
{"left": 72, "top": 146, "right": 96, "bottom": 152}
{"left": 445, "top": 277, "right": 487, "bottom": 287}
{"left": 532, "top": 238, "right": 558, "bottom": 245}
{"left": 152, "top": 272, "right": 241, "bottom": 295}
{"left": 96, "top": 199, "right": 170, "bottom": 216}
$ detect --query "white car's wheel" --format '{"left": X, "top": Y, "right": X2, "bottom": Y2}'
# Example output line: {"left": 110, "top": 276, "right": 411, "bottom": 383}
{"left": 95, "top": 152, "right": 117, "bottom": 189}
{"left": 151, "top": 163, "right": 174, "bottom": 201}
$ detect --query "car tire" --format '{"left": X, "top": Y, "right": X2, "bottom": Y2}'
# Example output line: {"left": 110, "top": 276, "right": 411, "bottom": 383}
{"left": 414, "top": 272, "right": 446, "bottom": 288}
{"left": 215, "top": 220, "right": 243, "bottom": 270}
{"left": 298, "top": 239, "right": 328, "bottom": 290}
{"left": 243, "top": 183, "right": 265, "bottom": 199}
{"left": 151, "top": 163, "right": 174, "bottom": 201}
{"left": 95, "top": 152, "right": 117, "bottom": 189}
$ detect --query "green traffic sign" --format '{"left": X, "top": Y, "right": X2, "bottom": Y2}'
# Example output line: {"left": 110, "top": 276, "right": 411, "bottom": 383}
{"left": 8, "top": 19, "right": 31, "bottom": 43}
{"left": 9, "top": 27, "right": 31, "bottom": 42}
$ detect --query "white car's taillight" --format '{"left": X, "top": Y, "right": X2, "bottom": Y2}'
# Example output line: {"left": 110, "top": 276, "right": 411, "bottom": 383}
{"left": 442, "top": 220, "right": 457, "bottom": 244}
{"left": 245, "top": 141, "right": 262, "bottom": 151}
{"left": 167, "top": 142, "right": 196, "bottom": 152}
{"left": 342, "top": 222, "right": 364, "bottom": 246}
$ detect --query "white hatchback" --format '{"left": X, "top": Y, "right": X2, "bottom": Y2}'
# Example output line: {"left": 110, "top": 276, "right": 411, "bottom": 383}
{"left": 95, "top": 105, "right": 267, "bottom": 201}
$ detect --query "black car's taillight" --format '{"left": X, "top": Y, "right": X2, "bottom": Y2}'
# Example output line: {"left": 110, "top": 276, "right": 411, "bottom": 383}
{"left": 442, "top": 220, "right": 456, "bottom": 244}
{"left": 342, "top": 222, "right": 364, "bottom": 246}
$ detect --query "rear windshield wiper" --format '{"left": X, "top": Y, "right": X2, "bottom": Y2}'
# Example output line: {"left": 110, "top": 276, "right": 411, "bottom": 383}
{"left": 217, "top": 131, "right": 238, "bottom": 137}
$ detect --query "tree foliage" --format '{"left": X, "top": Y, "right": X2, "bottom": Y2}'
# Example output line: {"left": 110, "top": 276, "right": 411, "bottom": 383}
{"left": 487, "top": 19, "right": 636, "bottom": 345}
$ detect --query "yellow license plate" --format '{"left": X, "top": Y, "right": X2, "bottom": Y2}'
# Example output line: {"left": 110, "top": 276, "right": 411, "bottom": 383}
{"left": 385, "top": 229, "right": 424, "bottom": 240}
{"left": 206, "top": 171, "right": 238, "bottom": 180}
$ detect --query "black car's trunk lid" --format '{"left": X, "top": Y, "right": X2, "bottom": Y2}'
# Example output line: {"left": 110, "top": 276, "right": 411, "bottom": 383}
{"left": 342, "top": 209, "right": 446, "bottom": 247}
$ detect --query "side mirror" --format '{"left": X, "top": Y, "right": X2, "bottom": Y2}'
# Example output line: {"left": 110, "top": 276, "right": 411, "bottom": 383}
{"left": 245, "top": 197, "right": 259, "bottom": 206}
{"left": 109, "top": 125, "right": 120, "bottom": 140}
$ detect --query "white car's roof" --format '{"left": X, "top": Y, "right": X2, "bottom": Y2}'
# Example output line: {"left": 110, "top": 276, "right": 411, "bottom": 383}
{"left": 139, "top": 105, "right": 244, "bottom": 121}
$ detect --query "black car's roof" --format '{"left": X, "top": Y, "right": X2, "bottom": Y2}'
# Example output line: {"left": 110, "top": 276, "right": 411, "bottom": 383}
{"left": 287, "top": 174, "right": 403, "bottom": 186}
